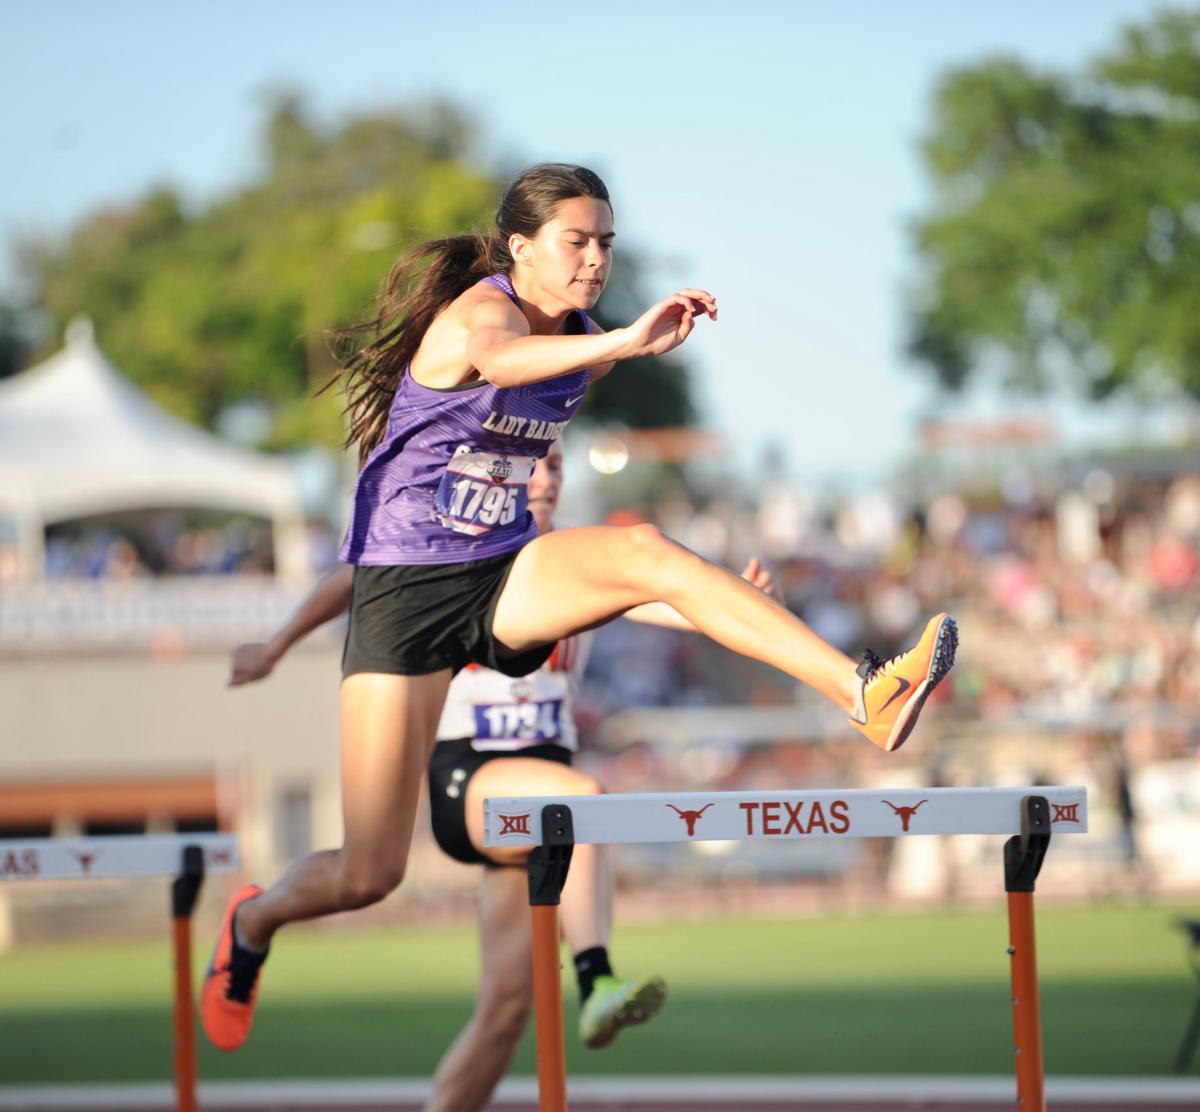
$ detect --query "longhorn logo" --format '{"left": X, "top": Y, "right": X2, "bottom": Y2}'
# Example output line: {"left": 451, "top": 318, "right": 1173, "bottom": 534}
{"left": 69, "top": 849, "right": 102, "bottom": 875}
{"left": 882, "top": 799, "right": 928, "bottom": 832}
{"left": 666, "top": 803, "right": 713, "bottom": 837}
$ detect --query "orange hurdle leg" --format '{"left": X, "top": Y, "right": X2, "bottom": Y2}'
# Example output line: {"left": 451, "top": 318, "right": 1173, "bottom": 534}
{"left": 171, "top": 846, "right": 205, "bottom": 1112}
{"left": 531, "top": 904, "right": 568, "bottom": 1112}
{"left": 172, "top": 914, "right": 198, "bottom": 1112}
{"left": 525, "top": 804, "right": 576, "bottom": 1112}
{"left": 1003, "top": 796, "right": 1051, "bottom": 1112}
{"left": 1007, "top": 891, "right": 1045, "bottom": 1112}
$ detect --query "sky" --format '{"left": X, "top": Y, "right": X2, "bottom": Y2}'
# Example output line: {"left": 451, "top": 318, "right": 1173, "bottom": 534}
{"left": 2, "top": 0, "right": 1173, "bottom": 488}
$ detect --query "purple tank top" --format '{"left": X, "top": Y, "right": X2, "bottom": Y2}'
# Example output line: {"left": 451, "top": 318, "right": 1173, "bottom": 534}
{"left": 340, "top": 274, "right": 592, "bottom": 565}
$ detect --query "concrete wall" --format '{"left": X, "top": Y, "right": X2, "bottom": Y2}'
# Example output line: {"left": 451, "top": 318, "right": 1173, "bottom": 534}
{"left": 0, "top": 646, "right": 474, "bottom": 943}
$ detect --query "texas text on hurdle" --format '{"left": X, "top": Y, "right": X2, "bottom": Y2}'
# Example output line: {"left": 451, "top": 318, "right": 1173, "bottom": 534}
{"left": 482, "top": 785, "right": 1088, "bottom": 848}
{"left": 0, "top": 833, "right": 240, "bottom": 880}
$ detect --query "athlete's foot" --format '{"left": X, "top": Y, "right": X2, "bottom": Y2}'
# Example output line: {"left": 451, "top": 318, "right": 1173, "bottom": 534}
{"left": 848, "top": 612, "right": 958, "bottom": 752}
{"left": 579, "top": 974, "right": 667, "bottom": 1049}
{"left": 200, "top": 884, "right": 268, "bottom": 1052}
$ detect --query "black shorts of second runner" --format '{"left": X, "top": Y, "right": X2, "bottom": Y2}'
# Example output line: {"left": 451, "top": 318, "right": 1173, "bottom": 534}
{"left": 427, "top": 737, "right": 573, "bottom": 866}
{"left": 342, "top": 549, "right": 555, "bottom": 678}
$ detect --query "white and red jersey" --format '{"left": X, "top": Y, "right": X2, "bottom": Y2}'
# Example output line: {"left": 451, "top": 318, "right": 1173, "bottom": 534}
{"left": 435, "top": 633, "right": 592, "bottom": 752}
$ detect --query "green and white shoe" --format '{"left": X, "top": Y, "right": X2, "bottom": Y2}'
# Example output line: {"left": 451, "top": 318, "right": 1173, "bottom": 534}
{"left": 579, "top": 974, "right": 667, "bottom": 1049}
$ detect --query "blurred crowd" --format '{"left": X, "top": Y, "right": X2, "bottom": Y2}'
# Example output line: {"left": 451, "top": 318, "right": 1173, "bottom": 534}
{"left": 39, "top": 513, "right": 282, "bottom": 578}
{"left": 580, "top": 462, "right": 1200, "bottom": 768}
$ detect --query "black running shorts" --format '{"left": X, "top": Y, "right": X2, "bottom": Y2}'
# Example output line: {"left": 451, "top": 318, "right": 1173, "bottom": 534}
{"left": 426, "top": 737, "right": 573, "bottom": 866}
{"left": 341, "top": 549, "right": 555, "bottom": 678}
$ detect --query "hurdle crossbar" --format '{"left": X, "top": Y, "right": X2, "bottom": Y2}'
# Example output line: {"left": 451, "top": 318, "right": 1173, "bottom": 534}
{"left": 483, "top": 785, "right": 1088, "bottom": 847}
{"left": 0, "top": 834, "right": 239, "bottom": 1112}
{"left": 484, "top": 787, "right": 1086, "bottom": 1112}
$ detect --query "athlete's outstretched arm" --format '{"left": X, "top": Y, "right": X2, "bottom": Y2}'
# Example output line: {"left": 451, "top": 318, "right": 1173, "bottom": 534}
{"left": 624, "top": 557, "right": 776, "bottom": 632}
{"left": 468, "top": 288, "right": 716, "bottom": 389}
{"left": 227, "top": 565, "right": 353, "bottom": 686}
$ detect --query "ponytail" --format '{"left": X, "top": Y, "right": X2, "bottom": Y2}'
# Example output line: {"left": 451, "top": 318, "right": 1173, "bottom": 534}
{"left": 327, "top": 232, "right": 510, "bottom": 465}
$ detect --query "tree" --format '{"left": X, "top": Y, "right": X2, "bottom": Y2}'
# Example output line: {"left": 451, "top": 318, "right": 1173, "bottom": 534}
{"left": 18, "top": 94, "right": 697, "bottom": 448}
{"left": 908, "top": 9, "right": 1200, "bottom": 400}
{"left": 19, "top": 96, "right": 498, "bottom": 439}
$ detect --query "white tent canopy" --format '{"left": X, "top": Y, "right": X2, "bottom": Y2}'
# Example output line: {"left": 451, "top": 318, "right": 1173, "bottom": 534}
{"left": 0, "top": 317, "right": 310, "bottom": 582}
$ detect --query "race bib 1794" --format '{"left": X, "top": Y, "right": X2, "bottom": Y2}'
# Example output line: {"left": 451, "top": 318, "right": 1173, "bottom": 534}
{"left": 473, "top": 700, "right": 563, "bottom": 742}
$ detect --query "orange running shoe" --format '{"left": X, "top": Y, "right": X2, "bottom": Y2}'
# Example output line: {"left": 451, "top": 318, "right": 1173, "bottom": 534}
{"left": 848, "top": 613, "right": 958, "bottom": 752}
{"left": 200, "top": 883, "right": 267, "bottom": 1052}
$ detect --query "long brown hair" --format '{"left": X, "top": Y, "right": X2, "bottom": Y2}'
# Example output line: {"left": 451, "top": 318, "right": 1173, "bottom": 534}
{"left": 330, "top": 163, "right": 610, "bottom": 463}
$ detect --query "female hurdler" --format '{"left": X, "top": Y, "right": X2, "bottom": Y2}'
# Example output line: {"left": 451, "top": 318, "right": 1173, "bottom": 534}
{"left": 201, "top": 162, "right": 957, "bottom": 1053}
{"left": 225, "top": 440, "right": 778, "bottom": 1109}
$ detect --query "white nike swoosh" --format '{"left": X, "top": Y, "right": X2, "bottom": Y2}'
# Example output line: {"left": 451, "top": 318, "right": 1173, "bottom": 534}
{"left": 566, "top": 393, "right": 585, "bottom": 406}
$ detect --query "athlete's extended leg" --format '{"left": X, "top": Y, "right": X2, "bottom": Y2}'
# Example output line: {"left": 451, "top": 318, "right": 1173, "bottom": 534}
{"left": 202, "top": 670, "right": 452, "bottom": 1051}
{"left": 464, "top": 757, "right": 665, "bottom": 1049}
{"left": 426, "top": 867, "right": 532, "bottom": 1112}
{"left": 496, "top": 526, "right": 854, "bottom": 702}
{"left": 492, "top": 526, "right": 956, "bottom": 751}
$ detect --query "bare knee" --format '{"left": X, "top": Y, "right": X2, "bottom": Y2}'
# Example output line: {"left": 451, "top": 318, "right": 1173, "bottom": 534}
{"left": 338, "top": 859, "right": 406, "bottom": 911}
{"left": 621, "top": 523, "right": 697, "bottom": 593}
{"left": 626, "top": 522, "right": 675, "bottom": 561}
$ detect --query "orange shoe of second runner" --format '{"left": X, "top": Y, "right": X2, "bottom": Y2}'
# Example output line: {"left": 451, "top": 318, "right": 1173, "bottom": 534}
{"left": 848, "top": 613, "right": 958, "bottom": 752}
{"left": 200, "top": 883, "right": 267, "bottom": 1052}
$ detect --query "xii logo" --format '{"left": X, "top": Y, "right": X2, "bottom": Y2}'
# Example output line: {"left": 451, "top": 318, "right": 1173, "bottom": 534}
{"left": 497, "top": 812, "right": 532, "bottom": 838}
{"left": 1051, "top": 802, "right": 1080, "bottom": 824}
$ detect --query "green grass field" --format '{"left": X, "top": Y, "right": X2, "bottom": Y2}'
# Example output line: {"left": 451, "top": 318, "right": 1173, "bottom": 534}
{"left": 0, "top": 901, "right": 1192, "bottom": 1084}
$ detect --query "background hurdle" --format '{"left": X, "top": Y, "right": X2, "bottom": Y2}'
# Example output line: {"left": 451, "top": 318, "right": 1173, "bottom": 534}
{"left": 0, "top": 834, "right": 239, "bottom": 1112}
{"left": 484, "top": 786, "right": 1088, "bottom": 1112}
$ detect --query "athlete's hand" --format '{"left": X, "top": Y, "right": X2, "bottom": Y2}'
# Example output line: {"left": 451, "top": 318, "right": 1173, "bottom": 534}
{"left": 621, "top": 288, "right": 717, "bottom": 358}
{"left": 228, "top": 642, "right": 279, "bottom": 687}
{"left": 739, "top": 557, "right": 777, "bottom": 598}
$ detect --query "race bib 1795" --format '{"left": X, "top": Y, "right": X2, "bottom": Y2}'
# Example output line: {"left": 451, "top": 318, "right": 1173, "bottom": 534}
{"left": 434, "top": 447, "right": 536, "bottom": 536}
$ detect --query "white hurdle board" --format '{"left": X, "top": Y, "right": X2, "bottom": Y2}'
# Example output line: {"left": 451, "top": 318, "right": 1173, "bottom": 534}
{"left": 483, "top": 786, "right": 1087, "bottom": 848}
{"left": 0, "top": 834, "right": 240, "bottom": 881}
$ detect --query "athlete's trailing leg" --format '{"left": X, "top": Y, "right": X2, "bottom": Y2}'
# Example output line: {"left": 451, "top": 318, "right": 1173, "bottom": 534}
{"left": 201, "top": 669, "right": 453, "bottom": 1052}
{"left": 465, "top": 757, "right": 666, "bottom": 1050}
{"left": 426, "top": 867, "right": 532, "bottom": 1112}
